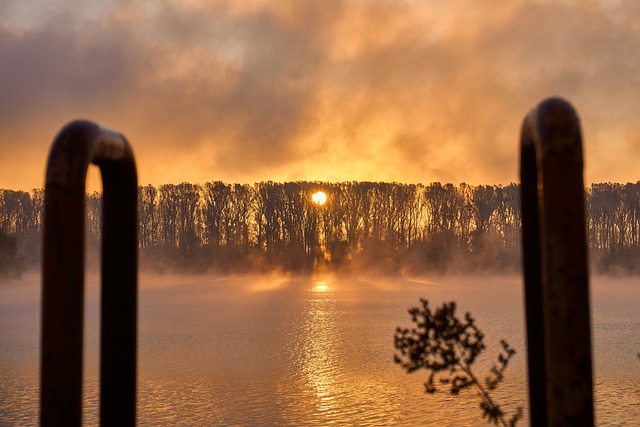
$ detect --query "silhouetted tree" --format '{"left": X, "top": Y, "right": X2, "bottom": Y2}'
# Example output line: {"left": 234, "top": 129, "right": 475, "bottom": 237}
{"left": 0, "top": 229, "right": 23, "bottom": 277}
{"left": 138, "top": 184, "right": 159, "bottom": 249}
{"left": 2, "top": 180, "right": 640, "bottom": 274}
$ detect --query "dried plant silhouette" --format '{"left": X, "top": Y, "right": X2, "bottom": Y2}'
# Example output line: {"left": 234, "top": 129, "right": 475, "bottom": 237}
{"left": 394, "top": 299, "right": 523, "bottom": 426}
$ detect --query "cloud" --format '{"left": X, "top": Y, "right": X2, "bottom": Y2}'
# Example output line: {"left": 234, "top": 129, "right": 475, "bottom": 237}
{"left": 1, "top": 0, "right": 640, "bottom": 191}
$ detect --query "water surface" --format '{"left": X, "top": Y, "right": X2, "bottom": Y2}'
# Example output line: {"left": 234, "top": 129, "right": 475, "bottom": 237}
{"left": 1, "top": 274, "right": 639, "bottom": 425}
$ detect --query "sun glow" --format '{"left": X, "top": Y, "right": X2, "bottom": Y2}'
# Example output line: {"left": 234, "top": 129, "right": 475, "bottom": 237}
{"left": 313, "top": 281, "right": 331, "bottom": 293}
{"left": 312, "top": 191, "right": 327, "bottom": 205}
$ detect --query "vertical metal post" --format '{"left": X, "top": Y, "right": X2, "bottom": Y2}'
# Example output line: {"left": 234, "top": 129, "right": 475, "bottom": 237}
{"left": 520, "top": 123, "right": 546, "bottom": 427}
{"left": 520, "top": 98, "right": 594, "bottom": 426}
{"left": 41, "top": 120, "right": 138, "bottom": 426}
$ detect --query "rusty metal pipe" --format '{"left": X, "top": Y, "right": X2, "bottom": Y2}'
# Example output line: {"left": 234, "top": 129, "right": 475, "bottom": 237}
{"left": 520, "top": 98, "right": 594, "bottom": 426}
{"left": 41, "top": 120, "right": 138, "bottom": 426}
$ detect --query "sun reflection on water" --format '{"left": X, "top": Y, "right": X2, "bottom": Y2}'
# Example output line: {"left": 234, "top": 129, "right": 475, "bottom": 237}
{"left": 301, "top": 281, "right": 339, "bottom": 418}
{"left": 312, "top": 281, "right": 331, "bottom": 293}
{"left": 291, "top": 278, "right": 412, "bottom": 425}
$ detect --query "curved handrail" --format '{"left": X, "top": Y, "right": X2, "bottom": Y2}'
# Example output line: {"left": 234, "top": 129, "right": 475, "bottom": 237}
{"left": 520, "top": 98, "right": 594, "bottom": 426}
{"left": 41, "top": 120, "right": 138, "bottom": 426}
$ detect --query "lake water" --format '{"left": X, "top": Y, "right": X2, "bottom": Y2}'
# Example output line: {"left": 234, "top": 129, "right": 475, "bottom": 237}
{"left": 1, "top": 274, "right": 639, "bottom": 426}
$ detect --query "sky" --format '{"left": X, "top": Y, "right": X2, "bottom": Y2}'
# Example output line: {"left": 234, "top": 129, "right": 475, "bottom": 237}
{"left": 1, "top": 0, "right": 640, "bottom": 192}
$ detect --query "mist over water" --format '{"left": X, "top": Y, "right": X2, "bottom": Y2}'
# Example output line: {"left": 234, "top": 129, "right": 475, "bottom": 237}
{"left": 1, "top": 274, "right": 639, "bottom": 426}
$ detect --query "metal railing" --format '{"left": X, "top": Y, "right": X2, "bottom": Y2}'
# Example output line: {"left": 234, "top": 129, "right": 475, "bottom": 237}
{"left": 520, "top": 98, "right": 594, "bottom": 426}
{"left": 41, "top": 120, "right": 138, "bottom": 426}
{"left": 40, "top": 101, "right": 597, "bottom": 426}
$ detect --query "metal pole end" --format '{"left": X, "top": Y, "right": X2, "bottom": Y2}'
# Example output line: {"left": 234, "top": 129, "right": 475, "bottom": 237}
{"left": 530, "top": 97, "right": 582, "bottom": 158}
{"left": 92, "top": 126, "right": 128, "bottom": 164}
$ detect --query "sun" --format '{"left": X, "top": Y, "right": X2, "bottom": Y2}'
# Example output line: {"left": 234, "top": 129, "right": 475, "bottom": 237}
{"left": 312, "top": 191, "right": 327, "bottom": 205}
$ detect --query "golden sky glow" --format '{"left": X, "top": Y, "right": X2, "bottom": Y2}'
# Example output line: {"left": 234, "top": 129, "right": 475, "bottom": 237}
{"left": 1, "top": 0, "right": 640, "bottom": 191}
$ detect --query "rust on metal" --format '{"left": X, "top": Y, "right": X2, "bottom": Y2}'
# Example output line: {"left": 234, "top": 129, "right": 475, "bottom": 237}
{"left": 520, "top": 98, "right": 594, "bottom": 426}
{"left": 41, "top": 120, "right": 138, "bottom": 426}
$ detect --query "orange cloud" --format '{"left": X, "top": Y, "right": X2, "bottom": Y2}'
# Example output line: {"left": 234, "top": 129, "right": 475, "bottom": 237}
{"left": 1, "top": 0, "right": 640, "bottom": 192}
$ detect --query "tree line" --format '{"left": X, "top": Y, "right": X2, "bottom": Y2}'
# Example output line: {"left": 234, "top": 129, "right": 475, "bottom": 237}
{"left": 1, "top": 181, "right": 639, "bottom": 276}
